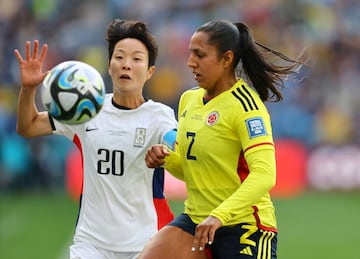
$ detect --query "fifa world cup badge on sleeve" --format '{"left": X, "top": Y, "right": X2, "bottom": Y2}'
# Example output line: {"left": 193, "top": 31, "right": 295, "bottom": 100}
{"left": 246, "top": 117, "right": 267, "bottom": 138}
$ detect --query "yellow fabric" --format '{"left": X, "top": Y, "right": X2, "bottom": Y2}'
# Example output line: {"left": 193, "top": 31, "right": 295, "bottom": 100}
{"left": 164, "top": 79, "right": 277, "bottom": 229}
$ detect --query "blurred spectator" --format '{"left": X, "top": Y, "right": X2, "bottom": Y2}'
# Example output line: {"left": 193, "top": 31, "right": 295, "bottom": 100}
{"left": 2, "top": 0, "right": 360, "bottom": 191}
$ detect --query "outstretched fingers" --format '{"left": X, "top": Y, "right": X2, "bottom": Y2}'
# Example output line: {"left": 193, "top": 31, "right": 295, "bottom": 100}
{"left": 14, "top": 48, "right": 24, "bottom": 64}
{"left": 14, "top": 40, "right": 48, "bottom": 64}
{"left": 14, "top": 40, "right": 49, "bottom": 89}
{"left": 25, "top": 40, "right": 31, "bottom": 61}
{"left": 39, "top": 43, "right": 48, "bottom": 62}
{"left": 32, "top": 40, "right": 39, "bottom": 59}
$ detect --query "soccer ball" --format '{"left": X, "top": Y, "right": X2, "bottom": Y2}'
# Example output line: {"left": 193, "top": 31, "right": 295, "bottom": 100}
{"left": 41, "top": 60, "right": 105, "bottom": 125}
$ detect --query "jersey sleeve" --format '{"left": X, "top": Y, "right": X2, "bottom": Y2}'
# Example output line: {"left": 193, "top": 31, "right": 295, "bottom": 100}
{"left": 163, "top": 145, "right": 184, "bottom": 180}
{"left": 162, "top": 129, "right": 177, "bottom": 151}
{"left": 51, "top": 116, "right": 80, "bottom": 141}
{"left": 161, "top": 94, "right": 188, "bottom": 181}
{"left": 210, "top": 85, "right": 276, "bottom": 224}
{"left": 235, "top": 106, "right": 275, "bottom": 155}
{"left": 156, "top": 105, "right": 178, "bottom": 144}
{"left": 210, "top": 148, "right": 276, "bottom": 224}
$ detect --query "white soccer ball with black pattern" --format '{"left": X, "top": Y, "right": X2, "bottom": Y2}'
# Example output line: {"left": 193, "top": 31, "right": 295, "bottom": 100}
{"left": 41, "top": 60, "right": 105, "bottom": 125}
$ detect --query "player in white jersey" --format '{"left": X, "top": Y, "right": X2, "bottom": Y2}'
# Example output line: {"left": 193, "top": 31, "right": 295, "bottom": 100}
{"left": 14, "top": 20, "right": 177, "bottom": 259}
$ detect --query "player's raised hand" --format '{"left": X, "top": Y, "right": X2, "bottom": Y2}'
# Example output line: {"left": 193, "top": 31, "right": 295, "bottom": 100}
{"left": 145, "top": 144, "right": 170, "bottom": 168}
{"left": 192, "top": 216, "right": 222, "bottom": 253}
{"left": 14, "top": 40, "right": 48, "bottom": 89}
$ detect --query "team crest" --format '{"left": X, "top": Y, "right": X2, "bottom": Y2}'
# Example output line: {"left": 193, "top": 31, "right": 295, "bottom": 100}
{"left": 246, "top": 117, "right": 267, "bottom": 138}
{"left": 134, "top": 128, "right": 146, "bottom": 147}
{"left": 206, "top": 111, "right": 219, "bottom": 126}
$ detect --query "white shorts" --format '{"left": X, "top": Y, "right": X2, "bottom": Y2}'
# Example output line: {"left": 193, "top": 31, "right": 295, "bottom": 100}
{"left": 70, "top": 242, "right": 140, "bottom": 259}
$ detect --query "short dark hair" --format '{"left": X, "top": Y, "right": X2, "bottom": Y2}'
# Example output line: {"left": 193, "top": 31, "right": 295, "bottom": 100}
{"left": 105, "top": 19, "right": 158, "bottom": 67}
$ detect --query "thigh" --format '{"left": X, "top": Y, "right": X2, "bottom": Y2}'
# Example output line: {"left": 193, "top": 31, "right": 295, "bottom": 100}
{"left": 138, "top": 225, "right": 208, "bottom": 259}
{"left": 210, "top": 224, "right": 277, "bottom": 259}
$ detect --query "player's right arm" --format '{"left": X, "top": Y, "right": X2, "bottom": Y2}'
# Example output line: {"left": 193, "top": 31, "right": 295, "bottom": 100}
{"left": 145, "top": 144, "right": 184, "bottom": 180}
{"left": 14, "top": 40, "right": 53, "bottom": 138}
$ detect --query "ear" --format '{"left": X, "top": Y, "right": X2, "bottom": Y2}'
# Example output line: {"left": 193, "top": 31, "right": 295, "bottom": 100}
{"left": 107, "top": 62, "right": 111, "bottom": 76}
{"left": 146, "top": 65, "right": 156, "bottom": 80}
{"left": 223, "top": 50, "right": 234, "bottom": 69}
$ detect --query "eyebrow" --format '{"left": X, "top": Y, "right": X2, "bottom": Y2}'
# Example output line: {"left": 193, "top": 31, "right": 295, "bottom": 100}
{"left": 114, "top": 49, "right": 146, "bottom": 55}
{"left": 189, "top": 48, "right": 204, "bottom": 54}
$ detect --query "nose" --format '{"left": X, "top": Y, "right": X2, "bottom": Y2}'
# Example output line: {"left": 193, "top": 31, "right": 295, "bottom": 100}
{"left": 122, "top": 64, "right": 130, "bottom": 70}
{"left": 187, "top": 54, "right": 196, "bottom": 68}
{"left": 122, "top": 58, "right": 131, "bottom": 70}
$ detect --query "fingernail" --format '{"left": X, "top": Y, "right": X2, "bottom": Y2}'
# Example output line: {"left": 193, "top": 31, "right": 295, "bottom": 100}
{"left": 199, "top": 247, "right": 203, "bottom": 251}
{"left": 208, "top": 241, "right": 212, "bottom": 245}
{"left": 191, "top": 246, "right": 196, "bottom": 252}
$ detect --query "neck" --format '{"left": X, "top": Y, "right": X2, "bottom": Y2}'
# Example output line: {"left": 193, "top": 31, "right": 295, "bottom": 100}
{"left": 112, "top": 94, "right": 145, "bottom": 109}
{"left": 205, "top": 77, "right": 237, "bottom": 100}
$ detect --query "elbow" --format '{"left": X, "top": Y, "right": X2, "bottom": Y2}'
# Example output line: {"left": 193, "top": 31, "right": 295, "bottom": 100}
{"left": 265, "top": 172, "right": 277, "bottom": 191}
{"left": 16, "top": 124, "right": 25, "bottom": 137}
{"left": 269, "top": 176, "right": 277, "bottom": 190}
{"left": 16, "top": 124, "right": 33, "bottom": 138}
{"left": 257, "top": 171, "right": 276, "bottom": 193}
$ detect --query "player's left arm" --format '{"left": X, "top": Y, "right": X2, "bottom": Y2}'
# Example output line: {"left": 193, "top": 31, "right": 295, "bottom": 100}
{"left": 210, "top": 147, "right": 276, "bottom": 224}
{"left": 193, "top": 147, "right": 275, "bottom": 251}
{"left": 210, "top": 108, "right": 276, "bottom": 224}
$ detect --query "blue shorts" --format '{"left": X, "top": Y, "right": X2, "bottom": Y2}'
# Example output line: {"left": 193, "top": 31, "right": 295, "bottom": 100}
{"left": 168, "top": 213, "right": 277, "bottom": 259}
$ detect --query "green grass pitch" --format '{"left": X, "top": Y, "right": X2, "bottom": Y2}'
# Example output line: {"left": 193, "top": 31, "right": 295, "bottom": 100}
{"left": 0, "top": 190, "right": 359, "bottom": 259}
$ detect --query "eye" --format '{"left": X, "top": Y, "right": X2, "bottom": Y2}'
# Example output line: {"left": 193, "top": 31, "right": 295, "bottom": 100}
{"left": 192, "top": 50, "right": 205, "bottom": 58}
{"left": 197, "top": 53, "right": 205, "bottom": 58}
{"left": 133, "top": 56, "right": 144, "bottom": 62}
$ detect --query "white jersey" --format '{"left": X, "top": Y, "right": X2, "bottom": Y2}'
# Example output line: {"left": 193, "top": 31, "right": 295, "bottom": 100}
{"left": 52, "top": 94, "right": 177, "bottom": 252}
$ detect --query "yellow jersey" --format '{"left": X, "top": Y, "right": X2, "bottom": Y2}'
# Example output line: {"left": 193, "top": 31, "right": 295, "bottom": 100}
{"left": 165, "top": 79, "right": 277, "bottom": 231}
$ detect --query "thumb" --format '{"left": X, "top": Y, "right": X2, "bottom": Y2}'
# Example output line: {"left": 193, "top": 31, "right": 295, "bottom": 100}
{"left": 162, "top": 146, "right": 170, "bottom": 156}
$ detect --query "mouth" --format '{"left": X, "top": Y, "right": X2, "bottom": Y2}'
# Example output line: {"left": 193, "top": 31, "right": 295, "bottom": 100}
{"left": 119, "top": 74, "right": 131, "bottom": 80}
{"left": 193, "top": 72, "right": 201, "bottom": 81}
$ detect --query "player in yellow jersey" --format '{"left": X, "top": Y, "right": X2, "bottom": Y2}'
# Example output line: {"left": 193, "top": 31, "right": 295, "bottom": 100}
{"left": 139, "top": 20, "right": 304, "bottom": 259}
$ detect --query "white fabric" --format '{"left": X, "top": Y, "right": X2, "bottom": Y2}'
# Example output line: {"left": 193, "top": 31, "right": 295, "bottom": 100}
{"left": 53, "top": 94, "right": 177, "bottom": 252}
{"left": 70, "top": 241, "right": 139, "bottom": 259}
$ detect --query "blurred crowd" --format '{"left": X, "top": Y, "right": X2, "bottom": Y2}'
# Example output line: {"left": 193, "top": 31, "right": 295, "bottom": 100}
{"left": 1, "top": 0, "right": 359, "bottom": 191}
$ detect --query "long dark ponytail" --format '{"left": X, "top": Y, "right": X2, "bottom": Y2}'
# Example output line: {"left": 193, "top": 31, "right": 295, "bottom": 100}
{"left": 196, "top": 20, "right": 303, "bottom": 102}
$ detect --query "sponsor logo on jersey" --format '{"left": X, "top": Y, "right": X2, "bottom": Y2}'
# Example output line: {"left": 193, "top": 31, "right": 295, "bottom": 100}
{"left": 246, "top": 117, "right": 267, "bottom": 138}
{"left": 206, "top": 111, "right": 219, "bottom": 126}
{"left": 134, "top": 128, "right": 146, "bottom": 147}
{"left": 85, "top": 126, "right": 98, "bottom": 132}
{"left": 180, "top": 110, "right": 187, "bottom": 118}
{"left": 240, "top": 246, "right": 253, "bottom": 256}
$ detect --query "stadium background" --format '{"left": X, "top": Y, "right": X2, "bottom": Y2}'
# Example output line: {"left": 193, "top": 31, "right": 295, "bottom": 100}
{"left": 0, "top": 0, "right": 359, "bottom": 258}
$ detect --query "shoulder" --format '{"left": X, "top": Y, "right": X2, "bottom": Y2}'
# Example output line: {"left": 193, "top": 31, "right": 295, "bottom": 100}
{"left": 100, "top": 93, "right": 114, "bottom": 110}
{"left": 182, "top": 86, "right": 201, "bottom": 96}
{"left": 179, "top": 86, "right": 202, "bottom": 102}
{"left": 143, "top": 100, "right": 176, "bottom": 117}
{"left": 145, "top": 99, "right": 174, "bottom": 111}
{"left": 104, "top": 93, "right": 113, "bottom": 104}
{"left": 228, "top": 79, "right": 266, "bottom": 113}
{"left": 143, "top": 100, "right": 177, "bottom": 128}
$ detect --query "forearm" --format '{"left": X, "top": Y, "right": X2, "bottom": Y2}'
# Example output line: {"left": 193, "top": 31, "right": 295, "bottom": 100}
{"left": 163, "top": 150, "right": 184, "bottom": 180}
{"left": 17, "top": 86, "right": 52, "bottom": 137}
{"left": 210, "top": 148, "right": 276, "bottom": 224}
